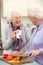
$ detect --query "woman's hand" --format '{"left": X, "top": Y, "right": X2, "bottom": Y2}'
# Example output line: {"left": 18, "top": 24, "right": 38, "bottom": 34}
{"left": 11, "top": 31, "right": 16, "bottom": 39}
{"left": 28, "top": 50, "right": 40, "bottom": 57}
{"left": 13, "top": 51, "right": 23, "bottom": 54}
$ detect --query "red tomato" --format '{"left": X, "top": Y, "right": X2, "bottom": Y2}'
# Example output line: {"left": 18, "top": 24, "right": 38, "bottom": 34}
{"left": 3, "top": 54, "right": 9, "bottom": 58}
{"left": 13, "top": 56, "right": 17, "bottom": 58}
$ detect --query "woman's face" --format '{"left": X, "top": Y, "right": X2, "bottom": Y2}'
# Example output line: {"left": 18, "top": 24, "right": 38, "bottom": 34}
{"left": 28, "top": 16, "right": 39, "bottom": 26}
{"left": 11, "top": 12, "right": 21, "bottom": 28}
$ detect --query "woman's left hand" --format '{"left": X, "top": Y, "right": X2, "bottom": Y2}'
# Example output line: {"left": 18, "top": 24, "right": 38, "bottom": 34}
{"left": 13, "top": 51, "right": 23, "bottom": 54}
{"left": 28, "top": 50, "right": 40, "bottom": 57}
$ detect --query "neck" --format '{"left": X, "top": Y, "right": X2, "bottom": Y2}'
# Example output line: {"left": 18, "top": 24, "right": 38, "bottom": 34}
{"left": 11, "top": 22, "right": 17, "bottom": 30}
{"left": 13, "top": 24, "right": 18, "bottom": 30}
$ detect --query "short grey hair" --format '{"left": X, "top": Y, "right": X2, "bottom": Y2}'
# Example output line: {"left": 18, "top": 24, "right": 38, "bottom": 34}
{"left": 7, "top": 9, "right": 21, "bottom": 22}
{"left": 28, "top": 5, "right": 43, "bottom": 19}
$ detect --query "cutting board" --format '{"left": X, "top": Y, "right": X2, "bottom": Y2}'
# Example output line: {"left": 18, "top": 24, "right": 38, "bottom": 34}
{"left": 0, "top": 57, "right": 33, "bottom": 64}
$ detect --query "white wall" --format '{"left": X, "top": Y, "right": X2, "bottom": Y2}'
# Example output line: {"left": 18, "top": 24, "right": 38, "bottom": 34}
{"left": 28, "top": 0, "right": 43, "bottom": 8}
{"left": 3, "top": 0, "right": 43, "bottom": 17}
{"left": 3, "top": 0, "right": 28, "bottom": 17}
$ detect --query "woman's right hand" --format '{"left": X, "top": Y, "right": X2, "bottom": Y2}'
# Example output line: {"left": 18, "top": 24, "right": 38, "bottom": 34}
{"left": 11, "top": 31, "right": 16, "bottom": 39}
{"left": 28, "top": 50, "right": 40, "bottom": 57}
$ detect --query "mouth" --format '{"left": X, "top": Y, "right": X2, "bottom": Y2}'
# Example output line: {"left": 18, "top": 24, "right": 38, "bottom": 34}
{"left": 15, "top": 22, "right": 20, "bottom": 26}
{"left": 16, "top": 21, "right": 21, "bottom": 25}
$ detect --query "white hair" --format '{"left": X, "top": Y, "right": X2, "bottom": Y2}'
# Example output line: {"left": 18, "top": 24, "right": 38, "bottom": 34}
{"left": 7, "top": 9, "right": 21, "bottom": 22}
{"left": 28, "top": 5, "right": 43, "bottom": 19}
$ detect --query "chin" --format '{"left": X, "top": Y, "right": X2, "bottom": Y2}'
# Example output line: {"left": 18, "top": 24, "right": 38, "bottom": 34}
{"left": 16, "top": 23, "right": 20, "bottom": 26}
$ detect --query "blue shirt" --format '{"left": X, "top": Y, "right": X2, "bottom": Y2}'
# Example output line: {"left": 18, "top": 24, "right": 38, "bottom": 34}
{"left": 27, "top": 21, "right": 43, "bottom": 65}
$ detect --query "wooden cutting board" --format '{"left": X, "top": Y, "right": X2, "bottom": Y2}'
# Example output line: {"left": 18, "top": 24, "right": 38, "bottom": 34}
{"left": 0, "top": 57, "right": 33, "bottom": 64}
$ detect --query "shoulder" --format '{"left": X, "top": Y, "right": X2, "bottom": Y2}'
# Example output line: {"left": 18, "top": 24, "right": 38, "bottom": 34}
{"left": 3, "top": 23, "right": 11, "bottom": 32}
{"left": 20, "top": 23, "right": 27, "bottom": 29}
{"left": 35, "top": 26, "right": 43, "bottom": 39}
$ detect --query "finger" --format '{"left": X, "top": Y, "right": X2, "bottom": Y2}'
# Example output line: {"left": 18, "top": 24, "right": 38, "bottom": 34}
{"left": 28, "top": 52, "right": 32, "bottom": 56}
{"left": 31, "top": 53, "right": 35, "bottom": 57}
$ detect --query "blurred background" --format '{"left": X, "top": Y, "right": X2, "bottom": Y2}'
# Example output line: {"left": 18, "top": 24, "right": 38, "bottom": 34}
{"left": 0, "top": 0, "right": 43, "bottom": 55}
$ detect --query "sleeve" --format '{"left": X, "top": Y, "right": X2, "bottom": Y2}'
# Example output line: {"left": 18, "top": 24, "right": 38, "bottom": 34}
{"left": 21, "top": 25, "right": 31, "bottom": 52}
{"left": 2, "top": 27, "right": 14, "bottom": 50}
{"left": 40, "top": 49, "right": 43, "bottom": 54}
{"left": 25, "top": 25, "right": 31, "bottom": 46}
{"left": 37, "top": 29, "right": 43, "bottom": 54}
{"left": 25, "top": 25, "right": 31, "bottom": 43}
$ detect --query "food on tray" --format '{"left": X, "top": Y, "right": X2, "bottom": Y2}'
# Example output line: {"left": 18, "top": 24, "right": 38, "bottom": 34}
{"left": 13, "top": 57, "right": 20, "bottom": 61}
{"left": 2, "top": 51, "right": 32, "bottom": 64}
{"left": 3, "top": 53, "right": 20, "bottom": 63}
{"left": 7, "top": 55, "right": 13, "bottom": 60}
{"left": 3, "top": 54, "right": 9, "bottom": 58}
{"left": 8, "top": 60, "right": 20, "bottom": 63}
{"left": 8, "top": 57, "right": 20, "bottom": 63}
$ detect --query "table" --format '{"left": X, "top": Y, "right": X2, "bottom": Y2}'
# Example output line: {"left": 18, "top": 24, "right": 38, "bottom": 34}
{"left": 0, "top": 60, "right": 39, "bottom": 65}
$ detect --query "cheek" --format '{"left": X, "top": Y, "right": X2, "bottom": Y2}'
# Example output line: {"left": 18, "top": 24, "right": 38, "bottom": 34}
{"left": 30, "top": 18, "right": 34, "bottom": 23}
{"left": 12, "top": 20, "right": 16, "bottom": 24}
{"left": 29, "top": 17, "right": 33, "bottom": 22}
{"left": 11, "top": 18, "right": 15, "bottom": 23}
{"left": 31, "top": 19, "right": 36, "bottom": 25}
{"left": 31, "top": 21, "right": 34, "bottom": 24}
{"left": 16, "top": 19, "right": 21, "bottom": 24}
{"left": 18, "top": 18, "right": 21, "bottom": 22}
{"left": 32, "top": 21, "right": 37, "bottom": 25}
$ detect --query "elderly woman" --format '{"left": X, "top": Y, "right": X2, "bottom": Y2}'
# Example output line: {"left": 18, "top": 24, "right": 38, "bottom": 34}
{"left": 2, "top": 10, "right": 30, "bottom": 54}
{"left": 27, "top": 6, "right": 43, "bottom": 65}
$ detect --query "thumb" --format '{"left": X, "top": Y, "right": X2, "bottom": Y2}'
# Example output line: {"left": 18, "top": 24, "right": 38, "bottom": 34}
{"left": 28, "top": 51, "right": 32, "bottom": 56}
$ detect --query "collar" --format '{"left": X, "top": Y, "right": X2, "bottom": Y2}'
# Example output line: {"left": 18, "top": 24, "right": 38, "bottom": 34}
{"left": 9, "top": 22, "right": 21, "bottom": 31}
{"left": 37, "top": 21, "right": 43, "bottom": 31}
{"left": 10, "top": 22, "right": 20, "bottom": 31}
